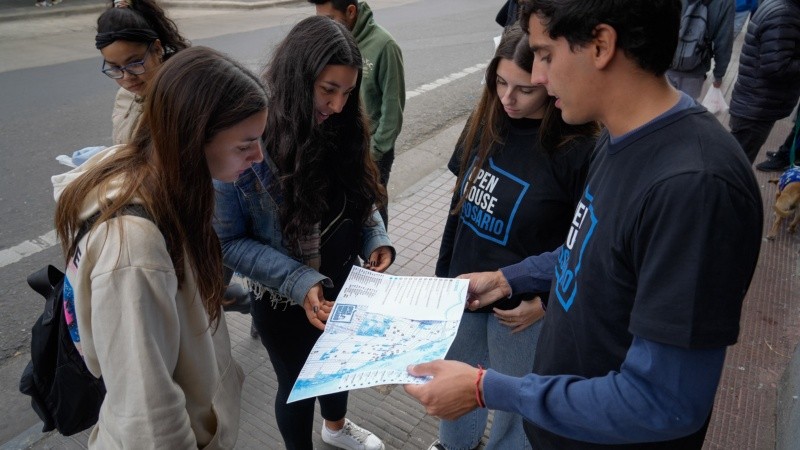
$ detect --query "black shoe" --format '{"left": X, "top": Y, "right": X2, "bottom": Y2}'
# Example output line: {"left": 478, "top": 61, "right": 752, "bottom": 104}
{"left": 766, "top": 150, "right": 777, "bottom": 158}
{"left": 222, "top": 284, "right": 252, "bottom": 314}
{"left": 755, "top": 156, "right": 790, "bottom": 172}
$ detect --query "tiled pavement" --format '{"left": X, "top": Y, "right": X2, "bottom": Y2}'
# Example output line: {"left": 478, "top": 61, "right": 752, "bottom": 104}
{"left": 699, "top": 32, "right": 800, "bottom": 450}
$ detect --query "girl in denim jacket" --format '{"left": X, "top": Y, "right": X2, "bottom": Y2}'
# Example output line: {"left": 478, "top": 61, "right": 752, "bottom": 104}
{"left": 213, "top": 16, "right": 393, "bottom": 450}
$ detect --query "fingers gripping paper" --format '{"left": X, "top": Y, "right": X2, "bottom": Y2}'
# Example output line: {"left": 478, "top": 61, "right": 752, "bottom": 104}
{"left": 287, "top": 266, "right": 468, "bottom": 403}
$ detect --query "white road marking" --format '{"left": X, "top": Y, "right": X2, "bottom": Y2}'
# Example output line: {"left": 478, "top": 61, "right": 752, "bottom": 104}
{"left": 406, "top": 62, "right": 488, "bottom": 100}
{"left": 1, "top": 62, "right": 490, "bottom": 269}
{"left": 0, "top": 230, "right": 58, "bottom": 268}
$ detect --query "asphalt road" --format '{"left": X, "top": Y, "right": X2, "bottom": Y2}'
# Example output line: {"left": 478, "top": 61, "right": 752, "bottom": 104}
{"left": 0, "top": 0, "right": 500, "bottom": 441}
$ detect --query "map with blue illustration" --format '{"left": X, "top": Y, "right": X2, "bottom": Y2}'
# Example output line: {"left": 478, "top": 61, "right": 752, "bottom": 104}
{"left": 287, "top": 266, "right": 468, "bottom": 403}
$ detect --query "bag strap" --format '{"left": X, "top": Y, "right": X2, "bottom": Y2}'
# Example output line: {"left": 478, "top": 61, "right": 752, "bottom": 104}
{"left": 74, "top": 204, "right": 150, "bottom": 244}
{"left": 30, "top": 204, "right": 154, "bottom": 302}
{"left": 26, "top": 265, "right": 63, "bottom": 299}
{"left": 26, "top": 265, "right": 65, "bottom": 325}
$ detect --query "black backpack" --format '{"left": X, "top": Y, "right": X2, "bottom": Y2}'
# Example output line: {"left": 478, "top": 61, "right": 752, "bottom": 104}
{"left": 19, "top": 205, "right": 152, "bottom": 436}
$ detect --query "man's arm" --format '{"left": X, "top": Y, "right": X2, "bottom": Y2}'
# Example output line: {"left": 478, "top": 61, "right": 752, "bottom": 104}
{"left": 371, "top": 40, "right": 405, "bottom": 159}
{"left": 406, "top": 336, "right": 725, "bottom": 445}
{"left": 711, "top": 0, "right": 735, "bottom": 85}
{"left": 459, "top": 249, "right": 559, "bottom": 310}
{"left": 755, "top": 16, "right": 800, "bottom": 82}
{"left": 499, "top": 247, "right": 559, "bottom": 296}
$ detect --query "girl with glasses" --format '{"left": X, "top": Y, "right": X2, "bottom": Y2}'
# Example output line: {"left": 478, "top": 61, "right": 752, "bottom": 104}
{"left": 95, "top": 0, "right": 189, "bottom": 145}
{"left": 52, "top": 46, "right": 266, "bottom": 448}
{"left": 213, "top": 15, "right": 392, "bottom": 450}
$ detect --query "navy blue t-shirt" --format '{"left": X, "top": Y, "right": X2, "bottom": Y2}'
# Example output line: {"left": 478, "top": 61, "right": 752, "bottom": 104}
{"left": 528, "top": 103, "right": 762, "bottom": 449}
{"left": 436, "top": 118, "right": 594, "bottom": 312}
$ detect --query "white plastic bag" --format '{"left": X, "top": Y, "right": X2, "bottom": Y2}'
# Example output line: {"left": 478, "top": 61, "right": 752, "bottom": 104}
{"left": 701, "top": 86, "right": 729, "bottom": 115}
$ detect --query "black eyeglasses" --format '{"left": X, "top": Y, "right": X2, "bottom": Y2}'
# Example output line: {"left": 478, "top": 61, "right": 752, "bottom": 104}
{"left": 101, "top": 41, "right": 153, "bottom": 79}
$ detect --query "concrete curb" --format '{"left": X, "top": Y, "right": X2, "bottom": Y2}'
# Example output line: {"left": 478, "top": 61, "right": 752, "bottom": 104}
{"left": 0, "top": 0, "right": 301, "bottom": 23}
{"left": 388, "top": 118, "right": 465, "bottom": 202}
{"left": 162, "top": 0, "right": 301, "bottom": 9}
{"left": 777, "top": 336, "right": 800, "bottom": 449}
{"left": 0, "top": 424, "right": 48, "bottom": 450}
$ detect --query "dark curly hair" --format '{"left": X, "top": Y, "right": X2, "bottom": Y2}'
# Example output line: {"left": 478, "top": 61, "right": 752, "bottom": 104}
{"left": 262, "top": 16, "right": 386, "bottom": 251}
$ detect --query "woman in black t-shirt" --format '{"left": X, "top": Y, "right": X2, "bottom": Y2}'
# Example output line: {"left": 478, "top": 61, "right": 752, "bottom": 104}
{"left": 430, "top": 24, "right": 598, "bottom": 450}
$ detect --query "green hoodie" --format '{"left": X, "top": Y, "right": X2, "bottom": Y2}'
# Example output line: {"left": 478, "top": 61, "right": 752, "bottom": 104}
{"left": 352, "top": 2, "right": 405, "bottom": 160}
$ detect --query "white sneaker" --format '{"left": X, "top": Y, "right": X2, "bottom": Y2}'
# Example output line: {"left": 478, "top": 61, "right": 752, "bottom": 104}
{"left": 321, "top": 419, "right": 385, "bottom": 450}
{"left": 427, "top": 439, "right": 447, "bottom": 450}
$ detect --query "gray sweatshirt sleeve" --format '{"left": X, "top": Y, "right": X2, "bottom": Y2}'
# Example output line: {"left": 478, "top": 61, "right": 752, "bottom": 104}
{"left": 710, "top": 0, "right": 735, "bottom": 82}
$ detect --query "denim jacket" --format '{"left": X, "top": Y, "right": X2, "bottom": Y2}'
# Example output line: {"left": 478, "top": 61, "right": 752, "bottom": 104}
{"left": 213, "top": 157, "right": 393, "bottom": 306}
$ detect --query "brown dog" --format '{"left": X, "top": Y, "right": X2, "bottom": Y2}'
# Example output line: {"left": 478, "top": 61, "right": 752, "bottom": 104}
{"left": 766, "top": 167, "right": 800, "bottom": 240}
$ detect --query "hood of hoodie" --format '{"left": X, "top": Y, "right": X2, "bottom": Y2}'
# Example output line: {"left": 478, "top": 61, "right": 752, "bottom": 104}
{"left": 51, "top": 145, "right": 134, "bottom": 222}
{"left": 351, "top": 1, "right": 374, "bottom": 41}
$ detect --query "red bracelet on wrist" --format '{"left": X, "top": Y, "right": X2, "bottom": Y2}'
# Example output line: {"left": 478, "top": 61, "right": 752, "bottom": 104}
{"left": 475, "top": 365, "right": 486, "bottom": 408}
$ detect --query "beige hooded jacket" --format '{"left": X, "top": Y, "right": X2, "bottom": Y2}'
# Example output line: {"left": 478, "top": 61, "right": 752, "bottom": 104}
{"left": 51, "top": 147, "right": 244, "bottom": 449}
{"left": 111, "top": 88, "right": 142, "bottom": 146}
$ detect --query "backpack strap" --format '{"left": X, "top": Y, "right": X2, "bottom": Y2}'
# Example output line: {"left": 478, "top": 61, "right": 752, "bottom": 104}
{"left": 26, "top": 265, "right": 64, "bottom": 325}
{"left": 74, "top": 204, "right": 151, "bottom": 245}
{"left": 29, "top": 205, "right": 156, "bottom": 324}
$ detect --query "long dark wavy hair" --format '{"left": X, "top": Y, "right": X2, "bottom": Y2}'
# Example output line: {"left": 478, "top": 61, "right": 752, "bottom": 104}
{"left": 453, "top": 24, "right": 599, "bottom": 215}
{"left": 96, "top": 0, "right": 190, "bottom": 57}
{"left": 262, "top": 15, "right": 386, "bottom": 250}
{"left": 55, "top": 47, "right": 267, "bottom": 327}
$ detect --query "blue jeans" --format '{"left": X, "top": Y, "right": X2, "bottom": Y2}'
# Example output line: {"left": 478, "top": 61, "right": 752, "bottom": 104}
{"left": 733, "top": 10, "right": 749, "bottom": 36}
{"left": 438, "top": 311, "right": 541, "bottom": 450}
{"left": 666, "top": 70, "right": 705, "bottom": 100}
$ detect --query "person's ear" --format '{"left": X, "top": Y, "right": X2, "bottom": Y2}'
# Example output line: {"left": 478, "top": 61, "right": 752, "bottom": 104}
{"left": 346, "top": 4, "right": 357, "bottom": 20}
{"left": 152, "top": 39, "right": 164, "bottom": 61}
{"left": 591, "top": 24, "right": 617, "bottom": 70}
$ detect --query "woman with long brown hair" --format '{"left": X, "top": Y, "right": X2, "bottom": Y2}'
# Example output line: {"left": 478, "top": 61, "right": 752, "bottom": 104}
{"left": 52, "top": 46, "right": 265, "bottom": 448}
{"left": 214, "top": 15, "right": 392, "bottom": 450}
{"left": 430, "top": 24, "right": 598, "bottom": 450}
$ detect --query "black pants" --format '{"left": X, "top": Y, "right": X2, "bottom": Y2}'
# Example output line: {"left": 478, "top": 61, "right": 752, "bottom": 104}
{"left": 773, "top": 115, "right": 800, "bottom": 160}
{"left": 729, "top": 115, "right": 776, "bottom": 163}
{"left": 251, "top": 299, "right": 348, "bottom": 450}
{"left": 375, "top": 149, "right": 394, "bottom": 230}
